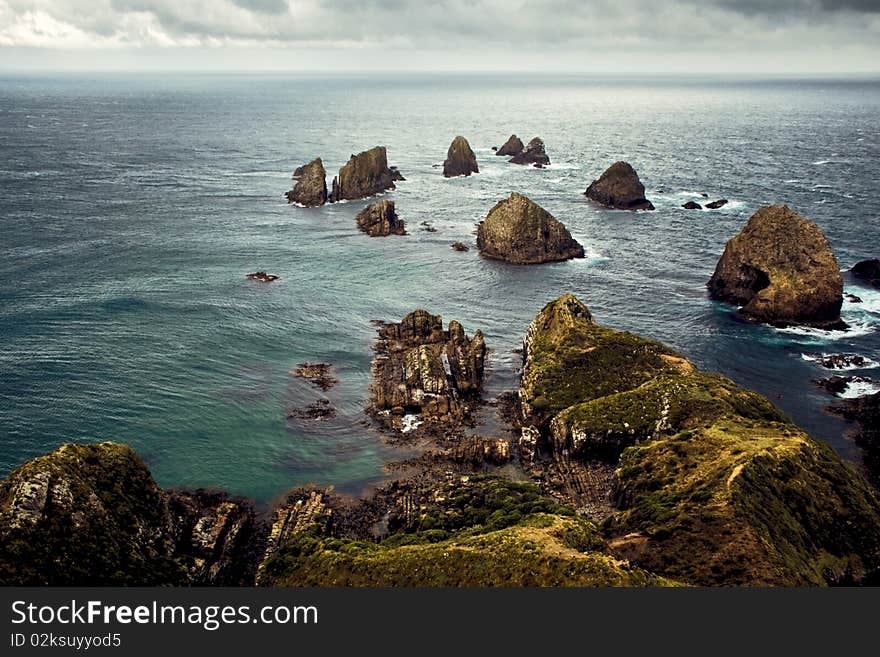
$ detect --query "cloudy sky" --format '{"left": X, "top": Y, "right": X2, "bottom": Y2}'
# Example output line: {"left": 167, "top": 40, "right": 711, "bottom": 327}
{"left": 1, "top": 0, "right": 879, "bottom": 73}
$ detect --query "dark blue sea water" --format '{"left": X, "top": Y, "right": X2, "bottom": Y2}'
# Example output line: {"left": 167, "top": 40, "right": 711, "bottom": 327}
{"left": 2, "top": 73, "right": 879, "bottom": 502}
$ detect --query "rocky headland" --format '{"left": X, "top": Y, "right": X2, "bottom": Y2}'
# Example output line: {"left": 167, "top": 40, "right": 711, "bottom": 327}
{"left": 476, "top": 192, "right": 584, "bottom": 264}
{"left": 0, "top": 443, "right": 265, "bottom": 585}
{"left": 515, "top": 294, "right": 880, "bottom": 585}
{"left": 707, "top": 205, "right": 845, "bottom": 329}
{"left": 442, "top": 136, "right": 479, "bottom": 178}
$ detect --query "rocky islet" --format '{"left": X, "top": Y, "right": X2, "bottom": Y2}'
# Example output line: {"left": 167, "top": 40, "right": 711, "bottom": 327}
{"left": 585, "top": 161, "right": 655, "bottom": 210}
{"left": 707, "top": 205, "right": 846, "bottom": 329}
{"left": 476, "top": 192, "right": 584, "bottom": 264}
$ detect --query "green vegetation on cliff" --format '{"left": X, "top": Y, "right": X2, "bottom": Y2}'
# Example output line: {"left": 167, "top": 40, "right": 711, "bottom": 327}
{"left": 0, "top": 442, "right": 184, "bottom": 585}
{"left": 520, "top": 294, "right": 880, "bottom": 586}
{"left": 261, "top": 477, "right": 674, "bottom": 587}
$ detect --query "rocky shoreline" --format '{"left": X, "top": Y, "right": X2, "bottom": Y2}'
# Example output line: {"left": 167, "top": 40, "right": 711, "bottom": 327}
{"left": 4, "top": 295, "right": 880, "bottom": 586}
{"left": 2, "top": 135, "right": 879, "bottom": 588}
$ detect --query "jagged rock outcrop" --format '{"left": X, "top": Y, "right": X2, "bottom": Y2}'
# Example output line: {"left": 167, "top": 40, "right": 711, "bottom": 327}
{"left": 852, "top": 259, "right": 880, "bottom": 289}
{"left": 442, "top": 136, "right": 479, "bottom": 178}
{"left": 257, "top": 487, "right": 331, "bottom": 585}
{"left": 355, "top": 199, "right": 406, "bottom": 236}
{"left": 584, "top": 161, "right": 654, "bottom": 210}
{"left": 517, "top": 294, "right": 880, "bottom": 585}
{"left": 707, "top": 205, "right": 845, "bottom": 329}
{"left": 476, "top": 192, "right": 584, "bottom": 264}
{"left": 509, "top": 137, "right": 550, "bottom": 166}
{"left": 495, "top": 134, "right": 524, "bottom": 157}
{"left": 285, "top": 158, "right": 327, "bottom": 207}
{"left": 168, "top": 489, "right": 265, "bottom": 586}
{"left": 0, "top": 442, "right": 183, "bottom": 585}
{"left": 370, "top": 310, "right": 486, "bottom": 425}
{"left": 0, "top": 442, "right": 268, "bottom": 586}
{"left": 682, "top": 201, "right": 702, "bottom": 210}
{"left": 706, "top": 199, "right": 728, "bottom": 209}
{"left": 329, "top": 146, "right": 401, "bottom": 202}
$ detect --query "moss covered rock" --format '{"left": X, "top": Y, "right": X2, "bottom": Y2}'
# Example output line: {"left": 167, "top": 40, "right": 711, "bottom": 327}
{"left": 708, "top": 205, "right": 845, "bottom": 329}
{"left": 0, "top": 442, "right": 184, "bottom": 585}
{"left": 520, "top": 294, "right": 880, "bottom": 585}
{"left": 476, "top": 193, "right": 584, "bottom": 265}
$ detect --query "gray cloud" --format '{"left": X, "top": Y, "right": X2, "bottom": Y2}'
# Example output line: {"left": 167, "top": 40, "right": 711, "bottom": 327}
{"left": 0, "top": 0, "right": 878, "bottom": 71}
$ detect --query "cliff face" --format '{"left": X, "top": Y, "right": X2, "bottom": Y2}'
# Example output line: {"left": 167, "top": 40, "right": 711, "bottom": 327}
{"left": 0, "top": 442, "right": 183, "bottom": 585}
{"left": 0, "top": 443, "right": 264, "bottom": 586}
{"left": 708, "top": 205, "right": 845, "bottom": 329}
{"left": 518, "top": 294, "right": 880, "bottom": 586}
{"left": 476, "top": 192, "right": 584, "bottom": 264}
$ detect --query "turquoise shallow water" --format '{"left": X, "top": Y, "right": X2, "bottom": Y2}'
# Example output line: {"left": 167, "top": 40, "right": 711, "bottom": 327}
{"left": 1, "top": 73, "right": 879, "bottom": 501}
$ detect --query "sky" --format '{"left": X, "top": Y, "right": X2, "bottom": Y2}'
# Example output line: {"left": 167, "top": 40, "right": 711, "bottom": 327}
{"left": 1, "top": 0, "right": 879, "bottom": 73}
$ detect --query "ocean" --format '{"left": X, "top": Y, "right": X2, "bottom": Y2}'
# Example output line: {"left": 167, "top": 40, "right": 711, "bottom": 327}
{"left": 1, "top": 73, "right": 879, "bottom": 502}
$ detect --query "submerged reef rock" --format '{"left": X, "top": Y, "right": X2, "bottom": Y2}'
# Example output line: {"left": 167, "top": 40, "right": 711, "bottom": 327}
{"left": 285, "top": 157, "right": 327, "bottom": 207}
{"left": 292, "top": 362, "right": 338, "bottom": 390}
{"left": 707, "top": 205, "right": 845, "bottom": 329}
{"left": 0, "top": 442, "right": 266, "bottom": 586}
{"left": 476, "top": 192, "right": 584, "bottom": 264}
{"left": 246, "top": 272, "right": 279, "bottom": 282}
{"left": 495, "top": 134, "right": 524, "bottom": 157}
{"left": 584, "top": 161, "right": 654, "bottom": 210}
{"left": 451, "top": 241, "right": 470, "bottom": 252}
{"left": 369, "top": 309, "right": 486, "bottom": 427}
{"left": 355, "top": 199, "right": 406, "bottom": 237}
{"left": 706, "top": 199, "right": 729, "bottom": 209}
{"left": 509, "top": 137, "right": 550, "bottom": 166}
{"left": 852, "top": 259, "right": 880, "bottom": 289}
{"left": 682, "top": 201, "right": 703, "bottom": 210}
{"left": 442, "top": 136, "right": 479, "bottom": 178}
{"left": 516, "top": 294, "right": 880, "bottom": 586}
{"left": 329, "top": 146, "right": 400, "bottom": 202}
